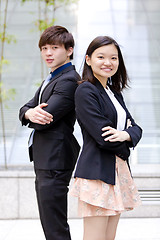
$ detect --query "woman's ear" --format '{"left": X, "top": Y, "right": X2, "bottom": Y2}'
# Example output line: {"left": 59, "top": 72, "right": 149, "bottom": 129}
{"left": 86, "top": 55, "right": 91, "bottom": 66}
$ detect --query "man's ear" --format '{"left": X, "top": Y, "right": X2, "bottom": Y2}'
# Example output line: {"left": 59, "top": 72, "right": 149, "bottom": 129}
{"left": 86, "top": 55, "right": 91, "bottom": 66}
{"left": 67, "top": 47, "right": 73, "bottom": 57}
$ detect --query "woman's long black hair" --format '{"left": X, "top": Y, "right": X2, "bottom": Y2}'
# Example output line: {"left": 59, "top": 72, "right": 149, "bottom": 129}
{"left": 81, "top": 36, "right": 129, "bottom": 92}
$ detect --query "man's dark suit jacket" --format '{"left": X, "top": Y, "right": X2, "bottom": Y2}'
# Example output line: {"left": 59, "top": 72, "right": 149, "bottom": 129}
{"left": 19, "top": 65, "right": 81, "bottom": 170}
{"left": 74, "top": 80, "right": 142, "bottom": 185}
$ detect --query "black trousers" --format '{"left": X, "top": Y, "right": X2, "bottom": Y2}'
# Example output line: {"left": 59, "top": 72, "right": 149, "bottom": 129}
{"left": 35, "top": 168, "right": 73, "bottom": 240}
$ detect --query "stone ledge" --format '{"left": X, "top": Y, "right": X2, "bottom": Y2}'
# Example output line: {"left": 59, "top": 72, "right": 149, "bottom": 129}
{"left": 0, "top": 170, "right": 35, "bottom": 178}
{"left": 131, "top": 164, "right": 160, "bottom": 177}
{"left": 0, "top": 169, "right": 160, "bottom": 219}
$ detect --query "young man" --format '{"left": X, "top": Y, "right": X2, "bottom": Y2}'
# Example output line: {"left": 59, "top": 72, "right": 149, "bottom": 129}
{"left": 19, "top": 25, "right": 81, "bottom": 240}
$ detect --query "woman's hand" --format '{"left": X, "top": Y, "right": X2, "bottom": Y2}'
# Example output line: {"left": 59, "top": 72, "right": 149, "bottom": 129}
{"left": 102, "top": 119, "right": 132, "bottom": 142}
{"left": 126, "top": 119, "right": 132, "bottom": 128}
{"left": 101, "top": 126, "right": 130, "bottom": 142}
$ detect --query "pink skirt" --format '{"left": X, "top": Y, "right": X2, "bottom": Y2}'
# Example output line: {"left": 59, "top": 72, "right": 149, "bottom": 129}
{"left": 70, "top": 157, "right": 141, "bottom": 217}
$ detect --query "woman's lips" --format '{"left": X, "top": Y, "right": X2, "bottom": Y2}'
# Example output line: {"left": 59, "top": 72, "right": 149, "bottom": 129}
{"left": 101, "top": 68, "right": 112, "bottom": 72}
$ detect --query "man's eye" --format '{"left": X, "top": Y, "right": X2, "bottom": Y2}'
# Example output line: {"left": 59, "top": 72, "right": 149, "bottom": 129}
{"left": 52, "top": 46, "right": 58, "bottom": 49}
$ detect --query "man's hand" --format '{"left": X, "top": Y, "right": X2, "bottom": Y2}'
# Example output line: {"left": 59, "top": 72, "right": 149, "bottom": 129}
{"left": 25, "top": 103, "right": 53, "bottom": 125}
{"left": 101, "top": 126, "right": 131, "bottom": 142}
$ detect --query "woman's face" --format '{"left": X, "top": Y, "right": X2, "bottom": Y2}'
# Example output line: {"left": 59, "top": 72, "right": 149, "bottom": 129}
{"left": 86, "top": 44, "right": 119, "bottom": 82}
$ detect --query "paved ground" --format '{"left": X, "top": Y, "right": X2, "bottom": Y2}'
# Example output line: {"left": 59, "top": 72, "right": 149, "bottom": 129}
{"left": 0, "top": 218, "right": 160, "bottom": 240}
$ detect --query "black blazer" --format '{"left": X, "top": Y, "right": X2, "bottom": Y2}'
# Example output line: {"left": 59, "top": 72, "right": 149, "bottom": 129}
{"left": 74, "top": 80, "right": 142, "bottom": 185}
{"left": 19, "top": 65, "right": 81, "bottom": 170}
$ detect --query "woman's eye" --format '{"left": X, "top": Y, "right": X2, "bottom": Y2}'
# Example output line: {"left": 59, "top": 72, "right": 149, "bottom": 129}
{"left": 98, "top": 56, "right": 104, "bottom": 59}
{"left": 112, "top": 57, "right": 118, "bottom": 60}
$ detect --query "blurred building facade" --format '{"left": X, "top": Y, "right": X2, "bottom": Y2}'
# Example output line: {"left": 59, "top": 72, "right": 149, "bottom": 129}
{"left": 0, "top": 0, "right": 160, "bottom": 219}
{"left": 0, "top": 0, "right": 160, "bottom": 167}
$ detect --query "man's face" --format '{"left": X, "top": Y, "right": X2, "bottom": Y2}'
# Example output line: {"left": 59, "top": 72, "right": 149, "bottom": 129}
{"left": 41, "top": 44, "right": 73, "bottom": 72}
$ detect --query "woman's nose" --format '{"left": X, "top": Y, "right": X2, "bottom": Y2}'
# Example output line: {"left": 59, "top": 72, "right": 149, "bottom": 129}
{"left": 104, "top": 59, "right": 111, "bottom": 65}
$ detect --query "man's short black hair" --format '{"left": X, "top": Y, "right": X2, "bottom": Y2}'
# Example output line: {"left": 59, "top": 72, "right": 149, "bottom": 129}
{"left": 39, "top": 25, "right": 74, "bottom": 60}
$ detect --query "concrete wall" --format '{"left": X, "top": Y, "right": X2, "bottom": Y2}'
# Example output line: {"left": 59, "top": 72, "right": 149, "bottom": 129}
{"left": 0, "top": 170, "right": 39, "bottom": 219}
{"left": 0, "top": 169, "right": 160, "bottom": 219}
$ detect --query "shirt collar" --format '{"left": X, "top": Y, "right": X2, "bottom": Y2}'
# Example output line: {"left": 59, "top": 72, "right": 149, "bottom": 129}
{"left": 50, "top": 62, "right": 72, "bottom": 78}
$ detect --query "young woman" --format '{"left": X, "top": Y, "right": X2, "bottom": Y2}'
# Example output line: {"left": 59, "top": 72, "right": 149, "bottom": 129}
{"left": 70, "top": 36, "right": 142, "bottom": 240}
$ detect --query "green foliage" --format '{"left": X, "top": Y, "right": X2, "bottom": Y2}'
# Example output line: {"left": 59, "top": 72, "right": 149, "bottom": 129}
{"left": 22, "top": 0, "right": 79, "bottom": 33}
{"left": 21, "top": 0, "right": 32, "bottom": 3}
{"left": 46, "top": 0, "right": 78, "bottom": 6}
{"left": 0, "top": 32, "right": 17, "bottom": 44}
{"left": 21, "top": 0, "right": 78, "bottom": 4}
{"left": 0, "top": 82, "right": 16, "bottom": 107}
{"left": 35, "top": 19, "right": 56, "bottom": 32}
{"left": 0, "top": 59, "right": 10, "bottom": 70}
{"left": 35, "top": 82, "right": 41, "bottom": 87}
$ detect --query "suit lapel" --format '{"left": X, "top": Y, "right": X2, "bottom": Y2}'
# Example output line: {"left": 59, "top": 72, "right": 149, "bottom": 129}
{"left": 49, "top": 65, "right": 75, "bottom": 84}
{"left": 109, "top": 85, "right": 126, "bottom": 109}
{"left": 95, "top": 80, "right": 118, "bottom": 124}
{"left": 109, "top": 85, "right": 127, "bottom": 127}
{"left": 39, "top": 65, "right": 75, "bottom": 103}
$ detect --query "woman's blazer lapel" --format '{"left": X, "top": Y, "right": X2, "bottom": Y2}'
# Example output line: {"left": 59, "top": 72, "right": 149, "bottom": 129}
{"left": 95, "top": 80, "right": 118, "bottom": 127}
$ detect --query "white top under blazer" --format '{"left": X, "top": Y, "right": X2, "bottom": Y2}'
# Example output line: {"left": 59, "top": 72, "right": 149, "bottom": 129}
{"left": 105, "top": 86, "right": 126, "bottom": 131}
